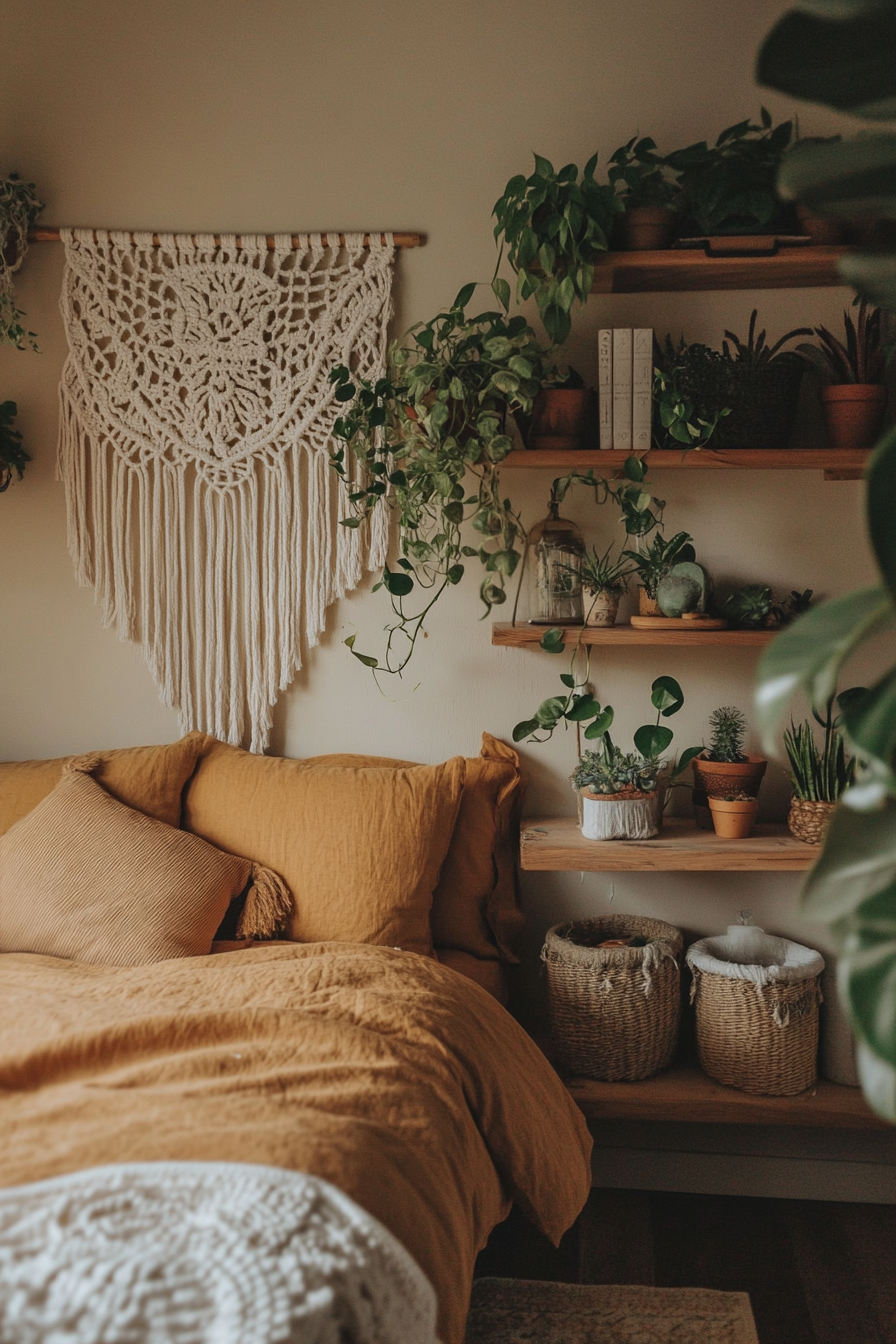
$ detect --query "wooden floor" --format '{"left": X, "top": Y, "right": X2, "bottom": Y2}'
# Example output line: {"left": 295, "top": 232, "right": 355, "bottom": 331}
{"left": 475, "top": 1189, "right": 896, "bottom": 1343}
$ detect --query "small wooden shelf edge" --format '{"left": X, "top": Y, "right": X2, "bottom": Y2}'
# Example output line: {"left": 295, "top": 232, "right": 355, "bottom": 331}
{"left": 521, "top": 816, "right": 815, "bottom": 872}
{"left": 590, "top": 245, "right": 849, "bottom": 293}
{"left": 501, "top": 448, "right": 869, "bottom": 481}
{"left": 494, "top": 623, "right": 775, "bottom": 649}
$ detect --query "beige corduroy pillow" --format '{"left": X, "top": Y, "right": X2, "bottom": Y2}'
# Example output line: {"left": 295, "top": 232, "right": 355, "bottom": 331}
{"left": 0, "top": 757, "right": 292, "bottom": 966}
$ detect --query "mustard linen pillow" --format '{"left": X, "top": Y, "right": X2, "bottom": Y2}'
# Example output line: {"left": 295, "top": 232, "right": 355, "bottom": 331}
{"left": 183, "top": 742, "right": 466, "bottom": 956}
{"left": 306, "top": 733, "right": 524, "bottom": 965}
{"left": 0, "top": 732, "right": 209, "bottom": 836}
{"left": 0, "top": 762, "right": 288, "bottom": 965}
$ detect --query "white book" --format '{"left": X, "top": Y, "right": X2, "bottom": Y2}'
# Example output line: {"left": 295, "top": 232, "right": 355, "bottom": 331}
{"left": 632, "top": 327, "right": 654, "bottom": 453}
{"left": 612, "top": 328, "right": 633, "bottom": 452}
{"left": 598, "top": 329, "right": 613, "bottom": 449}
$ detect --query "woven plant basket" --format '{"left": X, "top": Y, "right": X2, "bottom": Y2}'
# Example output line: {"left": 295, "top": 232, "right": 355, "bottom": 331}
{"left": 687, "top": 934, "right": 824, "bottom": 1097}
{"left": 543, "top": 915, "right": 683, "bottom": 1081}
{"left": 788, "top": 798, "right": 836, "bottom": 845}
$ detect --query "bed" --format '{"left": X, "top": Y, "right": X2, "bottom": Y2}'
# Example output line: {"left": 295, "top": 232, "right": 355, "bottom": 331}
{"left": 0, "top": 733, "right": 592, "bottom": 1344}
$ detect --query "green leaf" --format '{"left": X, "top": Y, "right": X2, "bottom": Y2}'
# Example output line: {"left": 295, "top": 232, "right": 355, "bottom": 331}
{"left": 838, "top": 249, "right": 896, "bottom": 307}
{"left": 539, "top": 628, "right": 566, "bottom": 654}
{"left": 344, "top": 634, "right": 379, "bottom": 668}
{"left": 340, "top": 516, "right": 363, "bottom": 529}
{"left": 446, "top": 563, "right": 464, "bottom": 585}
{"left": 624, "top": 455, "right": 647, "bottom": 483}
{"left": 512, "top": 718, "right": 541, "bottom": 743}
{"left": 382, "top": 569, "right": 414, "bottom": 597}
{"left": 560, "top": 673, "right": 576, "bottom": 688}
{"left": 867, "top": 425, "right": 896, "bottom": 605}
{"left": 758, "top": 7, "right": 896, "bottom": 120}
{"left": 535, "top": 695, "right": 568, "bottom": 728}
{"left": 334, "top": 383, "right": 356, "bottom": 402}
{"left": 837, "top": 879, "right": 896, "bottom": 1072}
{"left": 855, "top": 1041, "right": 896, "bottom": 1123}
{"left": 634, "top": 724, "right": 674, "bottom": 757}
{"left": 671, "top": 745, "right": 705, "bottom": 781}
{"left": 583, "top": 708, "right": 615, "bottom": 740}
{"left": 755, "top": 586, "right": 896, "bottom": 755}
{"left": 802, "top": 799, "right": 896, "bottom": 920}
{"left": 492, "top": 277, "right": 512, "bottom": 310}
{"left": 566, "top": 694, "right": 601, "bottom": 722}
{"left": 778, "top": 134, "right": 896, "bottom": 215}
{"left": 841, "top": 666, "right": 896, "bottom": 764}
{"left": 453, "top": 281, "right": 477, "bottom": 311}
{"left": 651, "top": 675, "right": 685, "bottom": 717}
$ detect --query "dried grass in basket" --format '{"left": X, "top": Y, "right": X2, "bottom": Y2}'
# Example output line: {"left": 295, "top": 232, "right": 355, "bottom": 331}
{"left": 690, "top": 968, "right": 821, "bottom": 1096}
{"left": 542, "top": 915, "right": 682, "bottom": 1082}
{"left": 788, "top": 797, "right": 836, "bottom": 845}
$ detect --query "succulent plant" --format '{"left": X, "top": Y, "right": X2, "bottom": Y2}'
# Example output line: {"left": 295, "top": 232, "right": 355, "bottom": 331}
{"left": 706, "top": 706, "right": 749, "bottom": 764}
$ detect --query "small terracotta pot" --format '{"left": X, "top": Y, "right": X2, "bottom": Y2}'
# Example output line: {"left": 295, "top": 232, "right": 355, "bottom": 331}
{"left": 619, "top": 207, "right": 678, "bottom": 251}
{"left": 528, "top": 388, "right": 595, "bottom": 451}
{"left": 709, "top": 796, "right": 758, "bottom": 839}
{"left": 692, "top": 754, "right": 767, "bottom": 831}
{"left": 795, "top": 205, "right": 846, "bottom": 246}
{"left": 821, "top": 384, "right": 887, "bottom": 450}
{"left": 584, "top": 590, "right": 620, "bottom": 627}
{"left": 638, "top": 588, "right": 661, "bottom": 617}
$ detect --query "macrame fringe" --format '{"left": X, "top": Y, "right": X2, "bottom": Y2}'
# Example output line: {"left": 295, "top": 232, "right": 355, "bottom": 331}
{"left": 237, "top": 863, "right": 294, "bottom": 939}
{"left": 63, "top": 752, "right": 106, "bottom": 777}
{"left": 57, "top": 228, "right": 394, "bottom": 753}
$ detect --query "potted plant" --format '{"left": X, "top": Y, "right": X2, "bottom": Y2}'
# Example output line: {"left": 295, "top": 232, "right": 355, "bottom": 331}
{"left": 666, "top": 110, "right": 797, "bottom": 240}
{"left": 795, "top": 298, "right": 891, "bottom": 449}
{"left": 652, "top": 355, "right": 730, "bottom": 451}
{"left": 656, "top": 312, "right": 811, "bottom": 451}
{"left": 622, "top": 530, "right": 696, "bottom": 616}
{"left": 692, "top": 705, "right": 767, "bottom": 830}
{"left": 328, "top": 284, "right": 552, "bottom": 676}
{"left": 491, "top": 153, "right": 621, "bottom": 343}
{"left": 0, "top": 172, "right": 42, "bottom": 352}
{"left": 708, "top": 792, "right": 759, "bottom": 839}
{"left": 608, "top": 136, "right": 680, "bottom": 250}
{"left": 783, "top": 691, "right": 859, "bottom": 845}
{"left": 523, "top": 366, "right": 596, "bottom": 451}
{"left": 0, "top": 401, "right": 29, "bottom": 493}
{"left": 579, "top": 545, "right": 633, "bottom": 627}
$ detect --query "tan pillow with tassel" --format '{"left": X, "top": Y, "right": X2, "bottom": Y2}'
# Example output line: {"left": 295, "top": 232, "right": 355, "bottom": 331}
{"left": 0, "top": 755, "right": 291, "bottom": 965}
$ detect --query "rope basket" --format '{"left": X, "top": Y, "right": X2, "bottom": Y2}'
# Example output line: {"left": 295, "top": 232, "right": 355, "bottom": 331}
{"left": 543, "top": 916, "right": 682, "bottom": 1081}
{"left": 788, "top": 798, "right": 836, "bottom": 845}
{"left": 687, "top": 935, "right": 823, "bottom": 1097}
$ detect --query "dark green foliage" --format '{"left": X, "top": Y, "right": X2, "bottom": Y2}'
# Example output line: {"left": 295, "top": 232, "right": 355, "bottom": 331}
{"left": 796, "top": 297, "right": 889, "bottom": 384}
{"left": 0, "top": 173, "right": 43, "bottom": 351}
{"left": 622, "top": 531, "right": 695, "bottom": 600}
{"left": 706, "top": 705, "right": 749, "bottom": 763}
{"left": 722, "top": 584, "right": 773, "bottom": 630}
{"left": 608, "top": 136, "right": 680, "bottom": 211}
{"left": 784, "top": 697, "right": 855, "bottom": 803}
{"left": 492, "top": 154, "right": 622, "bottom": 344}
{"left": 0, "top": 400, "right": 30, "bottom": 492}
{"left": 665, "top": 109, "right": 795, "bottom": 236}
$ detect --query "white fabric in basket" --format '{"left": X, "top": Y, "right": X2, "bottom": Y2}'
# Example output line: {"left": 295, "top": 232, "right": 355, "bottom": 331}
{"left": 0, "top": 1161, "right": 439, "bottom": 1344}
{"left": 687, "top": 933, "right": 824, "bottom": 989}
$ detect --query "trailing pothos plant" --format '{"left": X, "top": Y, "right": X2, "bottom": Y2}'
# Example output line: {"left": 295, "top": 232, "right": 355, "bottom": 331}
{"left": 0, "top": 172, "right": 43, "bottom": 351}
{"left": 328, "top": 285, "right": 552, "bottom": 676}
{"left": 0, "top": 400, "right": 29, "bottom": 493}
{"left": 756, "top": 0, "right": 896, "bottom": 1120}
{"left": 491, "top": 153, "right": 621, "bottom": 344}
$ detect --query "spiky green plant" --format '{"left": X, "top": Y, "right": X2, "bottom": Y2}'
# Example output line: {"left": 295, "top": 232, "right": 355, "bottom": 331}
{"left": 796, "top": 297, "right": 890, "bottom": 385}
{"left": 706, "top": 706, "right": 748, "bottom": 763}
{"left": 783, "top": 694, "right": 857, "bottom": 803}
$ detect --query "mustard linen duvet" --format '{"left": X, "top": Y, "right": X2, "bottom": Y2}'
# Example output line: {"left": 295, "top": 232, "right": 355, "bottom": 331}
{"left": 0, "top": 942, "right": 592, "bottom": 1344}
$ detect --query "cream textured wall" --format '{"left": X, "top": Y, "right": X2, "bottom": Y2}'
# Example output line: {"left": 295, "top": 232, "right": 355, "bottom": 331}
{"left": 0, "top": 2, "right": 887, "bottom": 1077}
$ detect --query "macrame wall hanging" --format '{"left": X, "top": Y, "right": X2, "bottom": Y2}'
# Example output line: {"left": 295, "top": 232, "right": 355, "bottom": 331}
{"left": 58, "top": 228, "right": 395, "bottom": 751}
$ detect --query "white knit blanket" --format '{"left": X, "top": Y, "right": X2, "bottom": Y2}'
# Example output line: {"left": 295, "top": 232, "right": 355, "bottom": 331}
{"left": 0, "top": 1162, "right": 439, "bottom": 1344}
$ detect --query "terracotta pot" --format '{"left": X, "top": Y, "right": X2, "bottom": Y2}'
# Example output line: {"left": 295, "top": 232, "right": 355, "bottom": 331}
{"left": 584, "top": 590, "right": 620, "bottom": 627}
{"left": 692, "top": 754, "right": 767, "bottom": 831}
{"left": 795, "top": 205, "right": 846, "bottom": 246}
{"left": 709, "top": 796, "right": 758, "bottom": 839}
{"left": 638, "top": 588, "right": 661, "bottom": 617}
{"left": 619, "top": 207, "right": 678, "bottom": 251}
{"left": 821, "top": 383, "right": 887, "bottom": 450}
{"left": 528, "top": 388, "right": 595, "bottom": 451}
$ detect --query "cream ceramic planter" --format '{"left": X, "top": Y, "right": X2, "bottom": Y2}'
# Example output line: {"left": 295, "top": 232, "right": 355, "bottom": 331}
{"left": 584, "top": 591, "right": 620, "bottom": 627}
{"left": 579, "top": 788, "right": 661, "bottom": 841}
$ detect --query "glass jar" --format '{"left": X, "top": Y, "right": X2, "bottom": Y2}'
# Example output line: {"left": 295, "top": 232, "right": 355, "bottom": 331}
{"left": 526, "top": 497, "right": 585, "bottom": 624}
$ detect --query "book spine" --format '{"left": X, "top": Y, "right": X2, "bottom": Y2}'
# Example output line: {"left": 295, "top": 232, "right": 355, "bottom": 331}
{"left": 612, "top": 328, "right": 633, "bottom": 452}
{"left": 632, "top": 327, "right": 654, "bottom": 454}
{"left": 598, "top": 329, "right": 613, "bottom": 449}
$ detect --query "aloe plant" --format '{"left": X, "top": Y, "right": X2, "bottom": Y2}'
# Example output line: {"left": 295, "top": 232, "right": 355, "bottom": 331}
{"left": 796, "top": 297, "right": 889, "bottom": 384}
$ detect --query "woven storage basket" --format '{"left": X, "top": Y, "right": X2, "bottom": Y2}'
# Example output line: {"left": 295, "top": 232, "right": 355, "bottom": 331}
{"left": 788, "top": 798, "right": 836, "bottom": 845}
{"left": 543, "top": 915, "right": 682, "bottom": 1081}
{"left": 687, "top": 934, "right": 824, "bottom": 1096}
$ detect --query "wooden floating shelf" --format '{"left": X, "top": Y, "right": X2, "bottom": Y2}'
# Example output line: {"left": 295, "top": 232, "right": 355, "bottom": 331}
{"left": 520, "top": 816, "right": 815, "bottom": 872}
{"left": 590, "top": 246, "right": 848, "bottom": 293}
{"left": 493, "top": 623, "right": 774, "bottom": 649}
{"left": 501, "top": 448, "right": 869, "bottom": 481}
{"left": 560, "top": 1059, "right": 884, "bottom": 1130}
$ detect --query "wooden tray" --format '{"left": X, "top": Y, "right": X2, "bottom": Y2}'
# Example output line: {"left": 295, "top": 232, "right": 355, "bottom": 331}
{"left": 630, "top": 615, "right": 728, "bottom": 630}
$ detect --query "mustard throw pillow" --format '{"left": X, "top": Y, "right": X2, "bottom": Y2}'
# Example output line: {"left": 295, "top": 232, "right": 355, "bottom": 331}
{"left": 306, "top": 733, "right": 524, "bottom": 964}
{"left": 0, "top": 732, "right": 209, "bottom": 835}
{"left": 183, "top": 742, "right": 466, "bottom": 956}
{"left": 0, "top": 762, "right": 289, "bottom": 965}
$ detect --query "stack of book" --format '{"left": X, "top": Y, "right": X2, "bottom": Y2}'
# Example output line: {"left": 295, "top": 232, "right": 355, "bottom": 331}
{"left": 598, "top": 328, "right": 653, "bottom": 451}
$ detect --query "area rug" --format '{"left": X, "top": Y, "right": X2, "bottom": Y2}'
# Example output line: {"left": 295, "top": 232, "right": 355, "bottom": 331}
{"left": 464, "top": 1278, "right": 760, "bottom": 1344}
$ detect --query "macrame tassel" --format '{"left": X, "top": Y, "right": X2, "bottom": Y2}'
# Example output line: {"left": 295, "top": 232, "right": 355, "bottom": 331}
{"left": 237, "top": 863, "right": 294, "bottom": 939}
{"left": 63, "top": 752, "right": 106, "bottom": 778}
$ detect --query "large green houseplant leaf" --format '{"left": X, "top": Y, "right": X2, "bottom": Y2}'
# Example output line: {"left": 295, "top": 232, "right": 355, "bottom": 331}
{"left": 756, "top": 0, "right": 896, "bottom": 1118}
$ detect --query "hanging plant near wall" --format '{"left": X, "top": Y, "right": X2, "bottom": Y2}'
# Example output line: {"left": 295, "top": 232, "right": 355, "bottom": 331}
{"left": 0, "top": 400, "right": 30, "bottom": 492}
{"left": 0, "top": 172, "right": 43, "bottom": 351}
{"left": 329, "top": 285, "right": 553, "bottom": 676}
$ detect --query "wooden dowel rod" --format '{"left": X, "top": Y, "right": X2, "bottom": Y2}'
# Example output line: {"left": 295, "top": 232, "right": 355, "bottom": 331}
{"left": 28, "top": 228, "right": 423, "bottom": 249}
